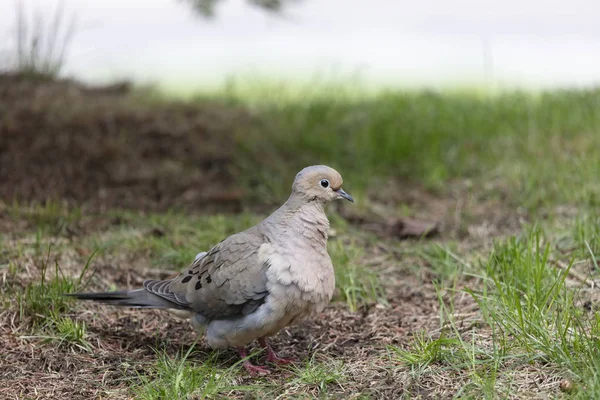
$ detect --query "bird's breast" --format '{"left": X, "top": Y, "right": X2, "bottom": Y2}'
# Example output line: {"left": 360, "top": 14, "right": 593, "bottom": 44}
{"left": 261, "top": 241, "right": 335, "bottom": 317}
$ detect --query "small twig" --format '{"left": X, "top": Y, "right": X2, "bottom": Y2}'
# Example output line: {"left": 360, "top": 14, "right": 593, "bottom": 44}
{"left": 550, "top": 258, "right": 596, "bottom": 288}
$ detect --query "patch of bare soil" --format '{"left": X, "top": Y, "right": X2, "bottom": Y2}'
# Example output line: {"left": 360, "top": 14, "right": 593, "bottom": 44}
{"left": 0, "top": 232, "right": 448, "bottom": 399}
{"left": 341, "top": 177, "right": 528, "bottom": 246}
{"left": 0, "top": 74, "right": 256, "bottom": 213}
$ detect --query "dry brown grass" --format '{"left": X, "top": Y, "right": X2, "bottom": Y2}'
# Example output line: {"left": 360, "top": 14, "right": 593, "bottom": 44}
{"left": 0, "top": 181, "right": 552, "bottom": 400}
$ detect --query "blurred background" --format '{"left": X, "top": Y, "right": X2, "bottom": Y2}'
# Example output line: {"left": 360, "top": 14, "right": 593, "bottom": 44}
{"left": 2, "top": 0, "right": 600, "bottom": 91}
{"left": 3, "top": 2, "right": 600, "bottom": 398}
{"left": 1, "top": 0, "right": 599, "bottom": 213}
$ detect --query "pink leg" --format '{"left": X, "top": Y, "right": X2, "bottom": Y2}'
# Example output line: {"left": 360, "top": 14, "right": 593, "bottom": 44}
{"left": 237, "top": 347, "right": 270, "bottom": 375}
{"left": 258, "top": 337, "right": 296, "bottom": 365}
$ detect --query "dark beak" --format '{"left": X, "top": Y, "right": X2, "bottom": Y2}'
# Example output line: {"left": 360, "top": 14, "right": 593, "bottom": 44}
{"left": 336, "top": 188, "right": 354, "bottom": 203}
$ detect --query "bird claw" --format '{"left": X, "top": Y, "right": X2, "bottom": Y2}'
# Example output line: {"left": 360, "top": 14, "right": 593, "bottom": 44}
{"left": 267, "top": 354, "right": 296, "bottom": 365}
{"left": 237, "top": 346, "right": 271, "bottom": 376}
{"left": 243, "top": 362, "right": 270, "bottom": 375}
{"left": 258, "top": 337, "right": 295, "bottom": 365}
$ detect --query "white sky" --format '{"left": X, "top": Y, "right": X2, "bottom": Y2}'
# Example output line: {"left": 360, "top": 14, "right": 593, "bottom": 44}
{"left": 1, "top": 0, "right": 600, "bottom": 91}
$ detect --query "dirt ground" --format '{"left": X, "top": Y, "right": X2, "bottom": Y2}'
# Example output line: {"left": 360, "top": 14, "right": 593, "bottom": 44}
{"left": 0, "top": 193, "right": 528, "bottom": 399}
{"left": 0, "top": 76, "right": 540, "bottom": 399}
{"left": 0, "top": 254, "right": 444, "bottom": 398}
{"left": 0, "top": 74, "right": 255, "bottom": 213}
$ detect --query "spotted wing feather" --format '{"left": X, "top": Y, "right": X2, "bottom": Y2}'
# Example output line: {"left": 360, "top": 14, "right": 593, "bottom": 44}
{"left": 143, "top": 227, "right": 270, "bottom": 320}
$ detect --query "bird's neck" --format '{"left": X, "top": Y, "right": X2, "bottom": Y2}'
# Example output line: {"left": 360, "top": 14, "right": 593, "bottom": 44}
{"left": 270, "top": 195, "right": 330, "bottom": 245}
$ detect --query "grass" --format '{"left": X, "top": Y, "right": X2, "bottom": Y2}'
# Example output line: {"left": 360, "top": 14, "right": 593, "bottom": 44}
{"left": 413, "top": 243, "right": 468, "bottom": 285}
{"left": 223, "top": 88, "right": 600, "bottom": 211}
{"left": 471, "top": 229, "right": 600, "bottom": 396}
{"left": 15, "top": 245, "right": 95, "bottom": 326}
{"left": 2, "top": 82, "right": 600, "bottom": 398}
{"left": 289, "top": 355, "right": 348, "bottom": 396}
{"left": 573, "top": 213, "right": 600, "bottom": 258}
{"left": 7, "top": 199, "right": 83, "bottom": 236}
{"left": 131, "top": 343, "right": 247, "bottom": 399}
{"left": 0, "top": 239, "right": 97, "bottom": 354}
{"left": 390, "top": 330, "right": 468, "bottom": 370}
{"left": 92, "top": 211, "right": 262, "bottom": 268}
{"left": 130, "top": 344, "right": 349, "bottom": 399}
{"left": 4, "top": 0, "right": 77, "bottom": 78}
{"left": 329, "top": 238, "right": 387, "bottom": 312}
{"left": 389, "top": 222, "right": 600, "bottom": 398}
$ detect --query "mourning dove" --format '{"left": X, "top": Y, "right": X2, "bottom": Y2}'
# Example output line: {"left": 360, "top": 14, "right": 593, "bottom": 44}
{"left": 68, "top": 165, "right": 354, "bottom": 374}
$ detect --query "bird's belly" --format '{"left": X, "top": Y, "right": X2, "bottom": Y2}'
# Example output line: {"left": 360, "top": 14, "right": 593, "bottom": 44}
{"left": 203, "top": 281, "right": 331, "bottom": 349}
{"left": 270, "top": 278, "right": 333, "bottom": 323}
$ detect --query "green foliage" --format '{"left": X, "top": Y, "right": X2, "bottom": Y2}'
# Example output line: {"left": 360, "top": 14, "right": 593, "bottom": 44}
{"left": 390, "top": 330, "right": 466, "bottom": 369}
{"left": 10, "top": 246, "right": 96, "bottom": 351}
{"left": 132, "top": 344, "right": 248, "bottom": 399}
{"left": 466, "top": 228, "right": 600, "bottom": 397}
{"left": 17, "top": 246, "right": 95, "bottom": 325}
{"left": 329, "top": 238, "right": 386, "bottom": 312}
{"left": 224, "top": 88, "right": 600, "bottom": 209}
{"left": 416, "top": 243, "right": 468, "bottom": 284}
{"left": 289, "top": 355, "right": 347, "bottom": 396}
{"left": 8, "top": 200, "right": 82, "bottom": 236}
{"left": 573, "top": 213, "right": 600, "bottom": 259}
{"left": 93, "top": 211, "right": 261, "bottom": 268}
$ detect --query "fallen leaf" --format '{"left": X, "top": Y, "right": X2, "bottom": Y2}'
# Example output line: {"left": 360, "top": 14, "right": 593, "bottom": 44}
{"left": 388, "top": 217, "right": 439, "bottom": 239}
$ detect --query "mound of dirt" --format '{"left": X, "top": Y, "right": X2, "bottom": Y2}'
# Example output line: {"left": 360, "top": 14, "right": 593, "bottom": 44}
{"left": 0, "top": 74, "right": 255, "bottom": 212}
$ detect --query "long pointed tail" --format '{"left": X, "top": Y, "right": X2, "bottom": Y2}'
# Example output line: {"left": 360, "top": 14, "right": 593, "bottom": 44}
{"left": 65, "top": 288, "right": 181, "bottom": 309}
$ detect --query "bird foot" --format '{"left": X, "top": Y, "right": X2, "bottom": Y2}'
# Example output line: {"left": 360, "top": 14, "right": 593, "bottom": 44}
{"left": 266, "top": 354, "right": 296, "bottom": 365}
{"left": 237, "top": 346, "right": 270, "bottom": 376}
{"left": 243, "top": 361, "right": 270, "bottom": 375}
{"left": 258, "top": 337, "right": 296, "bottom": 365}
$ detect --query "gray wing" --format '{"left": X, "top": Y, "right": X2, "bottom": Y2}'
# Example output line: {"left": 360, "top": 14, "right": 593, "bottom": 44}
{"left": 143, "top": 227, "right": 270, "bottom": 320}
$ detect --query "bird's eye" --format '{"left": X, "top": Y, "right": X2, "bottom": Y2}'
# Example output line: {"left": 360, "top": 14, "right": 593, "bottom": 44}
{"left": 320, "top": 179, "right": 330, "bottom": 188}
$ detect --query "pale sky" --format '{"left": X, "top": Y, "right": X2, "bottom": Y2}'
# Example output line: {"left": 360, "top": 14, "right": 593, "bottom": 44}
{"left": 1, "top": 0, "right": 600, "bottom": 92}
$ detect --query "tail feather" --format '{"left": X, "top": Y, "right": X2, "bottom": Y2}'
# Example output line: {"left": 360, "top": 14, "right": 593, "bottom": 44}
{"left": 65, "top": 288, "right": 186, "bottom": 310}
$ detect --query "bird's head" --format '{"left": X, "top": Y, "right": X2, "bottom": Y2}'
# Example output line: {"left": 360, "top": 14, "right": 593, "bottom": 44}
{"left": 291, "top": 165, "right": 354, "bottom": 204}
